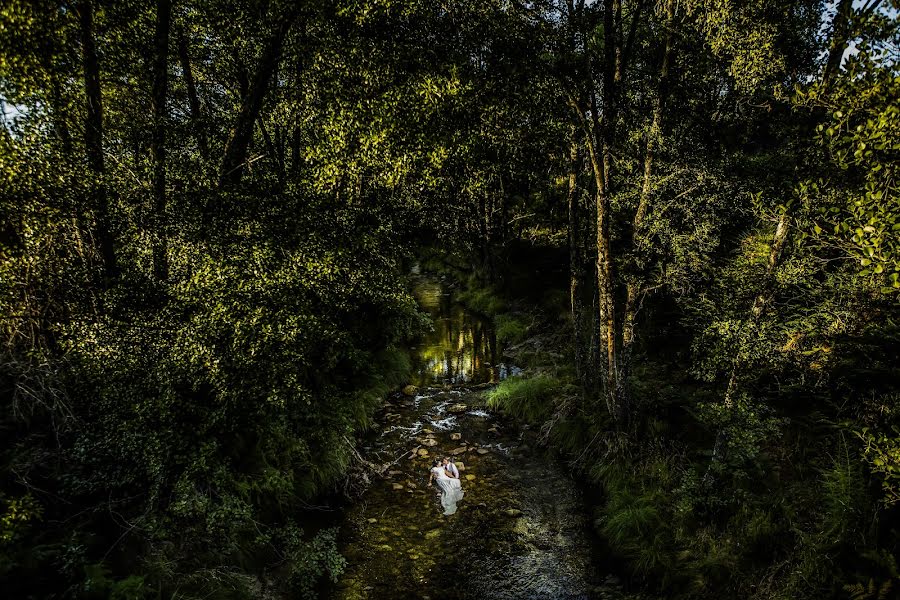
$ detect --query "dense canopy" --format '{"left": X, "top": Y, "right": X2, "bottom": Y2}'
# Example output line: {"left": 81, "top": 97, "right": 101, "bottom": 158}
{"left": 1, "top": 0, "right": 899, "bottom": 598}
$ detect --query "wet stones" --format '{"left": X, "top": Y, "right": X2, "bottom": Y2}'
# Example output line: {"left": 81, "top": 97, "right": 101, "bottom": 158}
{"left": 450, "top": 446, "right": 467, "bottom": 455}
{"left": 402, "top": 384, "right": 418, "bottom": 396}
{"left": 417, "top": 437, "right": 438, "bottom": 447}
{"left": 450, "top": 432, "right": 462, "bottom": 440}
{"left": 447, "top": 403, "right": 468, "bottom": 414}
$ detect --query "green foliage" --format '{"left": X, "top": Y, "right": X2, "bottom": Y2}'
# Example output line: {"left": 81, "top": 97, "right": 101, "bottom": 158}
{"left": 494, "top": 314, "right": 528, "bottom": 344}
{"left": 856, "top": 423, "right": 900, "bottom": 506}
{"left": 456, "top": 283, "right": 507, "bottom": 317}
{"left": 281, "top": 526, "right": 346, "bottom": 600}
{"left": 484, "top": 375, "right": 562, "bottom": 423}
{"left": 1, "top": 0, "right": 900, "bottom": 597}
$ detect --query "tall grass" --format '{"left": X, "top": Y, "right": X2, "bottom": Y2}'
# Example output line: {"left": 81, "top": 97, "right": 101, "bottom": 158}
{"left": 484, "top": 375, "right": 562, "bottom": 423}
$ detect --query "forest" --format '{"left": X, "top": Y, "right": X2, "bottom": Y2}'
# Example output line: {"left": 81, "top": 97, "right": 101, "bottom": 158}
{"left": 1, "top": 0, "right": 899, "bottom": 598}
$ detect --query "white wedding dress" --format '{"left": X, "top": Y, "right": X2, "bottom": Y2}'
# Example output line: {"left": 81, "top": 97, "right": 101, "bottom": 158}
{"left": 431, "top": 466, "right": 464, "bottom": 515}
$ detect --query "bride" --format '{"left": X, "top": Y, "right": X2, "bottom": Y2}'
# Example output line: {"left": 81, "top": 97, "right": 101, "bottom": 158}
{"left": 428, "top": 459, "right": 464, "bottom": 515}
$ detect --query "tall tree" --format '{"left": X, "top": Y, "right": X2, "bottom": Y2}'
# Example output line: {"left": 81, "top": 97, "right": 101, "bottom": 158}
{"left": 218, "top": 6, "right": 298, "bottom": 188}
{"left": 77, "top": 0, "right": 117, "bottom": 281}
{"left": 151, "top": 0, "right": 172, "bottom": 280}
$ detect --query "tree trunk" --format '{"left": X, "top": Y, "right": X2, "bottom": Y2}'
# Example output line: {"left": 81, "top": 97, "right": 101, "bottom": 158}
{"left": 822, "top": 0, "right": 853, "bottom": 88}
{"left": 258, "top": 117, "right": 284, "bottom": 186}
{"left": 151, "top": 0, "right": 172, "bottom": 281}
{"left": 77, "top": 0, "right": 117, "bottom": 282}
{"left": 567, "top": 126, "right": 587, "bottom": 387}
{"left": 598, "top": 0, "right": 621, "bottom": 423}
{"left": 620, "top": 0, "right": 676, "bottom": 396}
{"left": 177, "top": 24, "right": 207, "bottom": 155}
{"left": 219, "top": 11, "right": 298, "bottom": 188}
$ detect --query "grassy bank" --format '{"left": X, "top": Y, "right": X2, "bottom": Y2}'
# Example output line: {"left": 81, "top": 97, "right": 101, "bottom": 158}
{"left": 430, "top": 246, "right": 900, "bottom": 600}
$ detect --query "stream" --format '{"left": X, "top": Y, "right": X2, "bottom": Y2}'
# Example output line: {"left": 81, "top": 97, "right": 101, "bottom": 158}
{"left": 331, "top": 275, "right": 604, "bottom": 599}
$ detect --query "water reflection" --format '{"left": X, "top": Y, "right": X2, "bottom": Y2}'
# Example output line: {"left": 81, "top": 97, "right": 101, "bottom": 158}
{"left": 411, "top": 279, "right": 514, "bottom": 386}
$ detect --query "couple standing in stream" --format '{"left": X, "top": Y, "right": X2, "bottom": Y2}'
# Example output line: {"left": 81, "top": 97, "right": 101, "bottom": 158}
{"left": 428, "top": 457, "right": 464, "bottom": 515}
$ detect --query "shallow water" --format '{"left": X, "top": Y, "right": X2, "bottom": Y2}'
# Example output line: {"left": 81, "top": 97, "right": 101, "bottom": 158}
{"left": 409, "top": 278, "right": 521, "bottom": 386}
{"left": 331, "top": 278, "right": 602, "bottom": 599}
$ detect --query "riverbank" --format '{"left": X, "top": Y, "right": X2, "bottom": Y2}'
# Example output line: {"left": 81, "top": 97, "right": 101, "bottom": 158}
{"left": 329, "top": 272, "right": 613, "bottom": 599}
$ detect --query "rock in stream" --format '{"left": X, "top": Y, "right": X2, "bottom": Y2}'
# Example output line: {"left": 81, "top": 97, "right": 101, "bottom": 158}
{"left": 332, "top": 386, "right": 601, "bottom": 600}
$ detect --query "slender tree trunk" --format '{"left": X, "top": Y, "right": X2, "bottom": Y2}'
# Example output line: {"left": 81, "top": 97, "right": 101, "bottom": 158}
{"left": 258, "top": 117, "right": 284, "bottom": 186}
{"left": 50, "top": 76, "right": 72, "bottom": 154}
{"left": 567, "top": 126, "right": 587, "bottom": 386}
{"left": 823, "top": 0, "right": 854, "bottom": 88}
{"left": 177, "top": 24, "right": 207, "bottom": 155}
{"left": 597, "top": 0, "right": 621, "bottom": 423}
{"left": 620, "top": 0, "right": 676, "bottom": 394}
{"left": 619, "top": 0, "right": 645, "bottom": 83}
{"left": 219, "top": 10, "right": 297, "bottom": 188}
{"left": 151, "top": 0, "right": 172, "bottom": 281}
{"left": 78, "top": 0, "right": 117, "bottom": 282}
{"left": 705, "top": 213, "right": 790, "bottom": 478}
{"left": 290, "top": 126, "right": 303, "bottom": 172}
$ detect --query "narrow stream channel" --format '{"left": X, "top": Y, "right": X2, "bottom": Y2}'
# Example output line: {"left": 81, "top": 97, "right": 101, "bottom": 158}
{"left": 331, "top": 275, "right": 602, "bottom": 599}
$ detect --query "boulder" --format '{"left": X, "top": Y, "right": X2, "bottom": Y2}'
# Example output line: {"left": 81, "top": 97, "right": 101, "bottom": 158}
{"left": 465, "top": 474, "right": 476, "bottom": 481}
{"left": 417, "top": 448, "right": 430, "bottom": 457}
{"left": 450, "top": 446, "right": 467, "bottom": 455}
{"left": 450, "top": 432, "right": 462, "bottom": 441}
{"left": 402, "top": 384, "right": 418, "bottom": 396}
{"left": 447, "top": 403, "right": 468, "bottom": 414}
{"left": 455, "top": 461, "right": 466, "bottom": 471}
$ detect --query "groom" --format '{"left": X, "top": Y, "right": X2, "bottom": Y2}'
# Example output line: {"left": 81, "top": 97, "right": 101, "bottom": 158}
{"left": 442, "top": 457, "right": 459, "bottom": 479}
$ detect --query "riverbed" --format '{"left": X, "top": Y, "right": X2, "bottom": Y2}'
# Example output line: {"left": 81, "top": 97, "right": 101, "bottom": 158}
{"left": 330, "top": 276, "right": 605, "bottom": 599}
